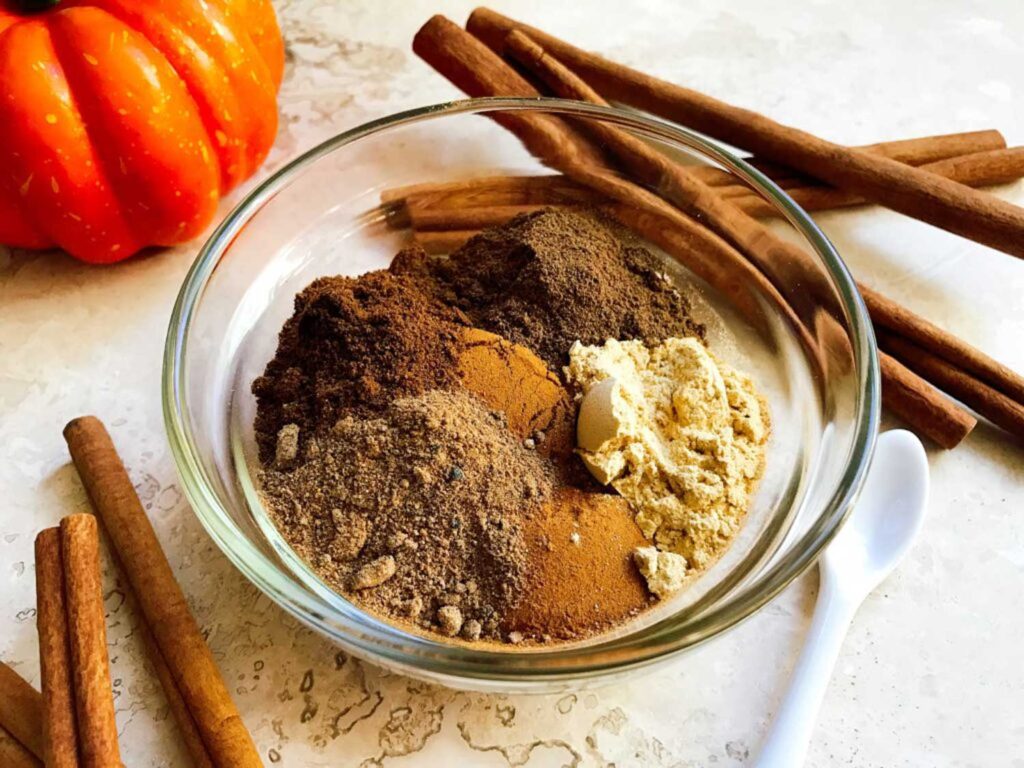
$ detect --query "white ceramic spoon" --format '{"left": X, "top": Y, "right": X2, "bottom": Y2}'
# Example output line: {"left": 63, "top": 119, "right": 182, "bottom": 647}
{"left": 755, "top": 429, "right": 929, "bottom": 768}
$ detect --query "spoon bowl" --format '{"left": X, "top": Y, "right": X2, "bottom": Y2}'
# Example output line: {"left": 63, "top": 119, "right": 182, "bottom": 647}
{"left": 822, "top": 428, "right": 929, "bottom": 593}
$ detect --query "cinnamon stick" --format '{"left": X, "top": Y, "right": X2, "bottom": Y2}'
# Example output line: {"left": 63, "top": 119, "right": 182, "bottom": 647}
{"left": 134, "top": 592, "right": 215, "bottom": 768}
{"left": 860, "top": 284, "right": 1024, "bottom": 405}
{"left": 63, "top": 417, "right": 260, "bottom": 768}
{"left": 879, "top": 332, "right": 1024, "bottom": 440}
{"left": 879, "top": 352, "right": 977, "bottom": 449}
{"left": 0, "top": 727, "right": 40, "bottom": 768}
{"left": 500, "top": 28, "right": 976, "bottom": 446}
{"left": 722, "top": 147, "right": 1024, "bottom": 217}
{"left": 468, "top": 8, "right": 1024, "bottom": 259}
{"left": 0, "top": 662, "right": 43, "bottom": 761}
{"left": 388, "top": 143, "right": 1024, "bottom": 225}
{"left": 381, "top": 173, "right": 598, "bottom": 207}
{"left": 410, "top": 203, "right": 549, "bottom": 231}
{"left": 692, "top": 130, "right": 1008, "bottom": 189}
{"left": 87, "top": 511, "right": 216, "bottom": 768}
{"left": 35, "top": 528, "right": 80, "bottom": 768}
{"left": 414, "top": 229, "right": 484, "bottom": 255}
{"left": 60, "top": 514, "right": 120, "bottom": 768}
{"left": 857, "top": 130, "right": 1006, "bottom": 166}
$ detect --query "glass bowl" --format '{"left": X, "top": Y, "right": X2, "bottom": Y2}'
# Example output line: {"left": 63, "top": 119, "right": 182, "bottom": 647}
{"left": 163, "top": 98, "right": 879, "bottom": 693}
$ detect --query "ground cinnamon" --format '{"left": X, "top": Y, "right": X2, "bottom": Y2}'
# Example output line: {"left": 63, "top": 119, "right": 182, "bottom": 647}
{"left": 456, "top": 327, "right": 575, "bottom": 457}
{"left": 505, "top": 488, "right": 651, "bottom": 641}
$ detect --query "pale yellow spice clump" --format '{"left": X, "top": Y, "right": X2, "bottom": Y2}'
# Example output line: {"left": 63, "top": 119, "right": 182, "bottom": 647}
{"left": 566, "top": 337, "right": 769, "bottom": 597}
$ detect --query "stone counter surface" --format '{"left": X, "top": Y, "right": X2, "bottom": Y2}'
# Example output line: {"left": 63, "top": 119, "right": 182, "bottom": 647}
{"left": 2, "top": 2, "right": 1022, "bottom": 765}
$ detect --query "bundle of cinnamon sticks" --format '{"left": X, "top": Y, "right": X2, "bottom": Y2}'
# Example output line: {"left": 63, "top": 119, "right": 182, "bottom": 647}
{"left": 0, "top": 417, "right": 262, "bottom": 768}
{"left": 391, "top": 9, "right": 1024, "bottom": 450}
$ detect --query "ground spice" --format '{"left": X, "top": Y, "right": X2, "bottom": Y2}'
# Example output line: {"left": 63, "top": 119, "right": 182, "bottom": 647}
{"left": 391, "top": 208, "right": 705, "bottom": 369}
{"left": 505, "top": 487, "right": 652, "bottom": 641}
{"left": 456, "top": 327, "right": 575, "bottom": 458}
{"left": 252, "top": 271, "right": 468, "bottom": 462}
{"left": 259, "top": 389, "right": 556, "bottom": 642}
{"left": 567, "top": 337, "right": 769, "bottom": 596}
{"left": 255, "top": 209, "right": 737, "bottom": 646}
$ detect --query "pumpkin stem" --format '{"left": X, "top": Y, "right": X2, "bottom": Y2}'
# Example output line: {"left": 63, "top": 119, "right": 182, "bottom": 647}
{"left": 16, "top": 0, "right": 60, "bottom": 12}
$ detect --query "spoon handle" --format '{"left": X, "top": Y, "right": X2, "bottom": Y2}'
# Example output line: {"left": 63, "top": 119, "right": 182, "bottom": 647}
{"left": 755, "top": 572, "right": 857, "bottom": 768}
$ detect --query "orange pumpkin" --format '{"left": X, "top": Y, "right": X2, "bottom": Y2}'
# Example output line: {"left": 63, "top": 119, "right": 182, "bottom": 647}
{"left": 0, "top": 0, "right": 284, "bottom": 263}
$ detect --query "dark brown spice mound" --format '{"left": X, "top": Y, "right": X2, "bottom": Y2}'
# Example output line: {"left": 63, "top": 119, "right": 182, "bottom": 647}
{"left": 258, "top": 389, "right": 555, "bottom": 642}
{"left": 252, "top": 271, "right": 468, "bottom": 462}
{"left": 391, "top": 208, "right": 704, "bottom": 368}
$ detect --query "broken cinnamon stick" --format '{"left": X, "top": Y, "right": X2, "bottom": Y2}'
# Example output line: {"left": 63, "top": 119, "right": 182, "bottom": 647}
{"left": 856, "top": 130, "right": 1006, "bottom": 166}
{"left": 35, "top": 528, "right": 80, "bottom": 768}
{"left": 879, "top": 352, "right": 977, "bottom": 449}
{"left": 60, "top": 514, "right": 120, "bottom": 768}
{"left": 0, "top": 662, "right": 43, "bottom": 761}
{"left": 879, "top": 332, "right": 1024, "bottom": 440}
{"left": 468, "top": 8, "right": 1024, "bottom": 259}
{"left": 63, "top": 417, "right": 260, "bottom": 768}
{"left": 381, "top": 173, "right": 598, "bottom": 208}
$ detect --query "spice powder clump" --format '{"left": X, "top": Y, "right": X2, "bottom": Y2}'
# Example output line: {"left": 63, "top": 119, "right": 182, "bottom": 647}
{"left": 392, "top": 208, "right": 705, "bottom": 368}
{"left": 259, "top": 388, "right": 556, "bottom": 642}
{"left": 252, "top": 270, "right": 467, "bottom": 463}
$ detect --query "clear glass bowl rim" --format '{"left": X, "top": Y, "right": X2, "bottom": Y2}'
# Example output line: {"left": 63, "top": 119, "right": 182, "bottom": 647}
{"left": 163, "top": 97, "right": 880, "bottom": 682}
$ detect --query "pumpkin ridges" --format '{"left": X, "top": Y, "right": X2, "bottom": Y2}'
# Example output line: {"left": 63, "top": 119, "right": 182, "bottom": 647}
{"left": 0, "top": 16, "right": 140, "bottom": 262}
{"left": 85, "top": 0, "right": 276, "bottom": 192}
{"left": 47, "top": 6, "right": 220, "bottom": 247}
{"left": 0, "top": 0, "right": 283, "bottom": 263}
{"left": 228, "top": 0, "right": 285, "bottom": 88}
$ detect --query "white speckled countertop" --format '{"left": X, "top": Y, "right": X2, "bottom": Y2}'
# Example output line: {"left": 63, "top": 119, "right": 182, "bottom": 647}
{"left": 2, "top": 2, "right": 1023, "bottom": 765}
